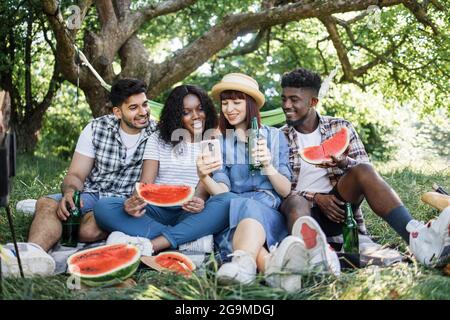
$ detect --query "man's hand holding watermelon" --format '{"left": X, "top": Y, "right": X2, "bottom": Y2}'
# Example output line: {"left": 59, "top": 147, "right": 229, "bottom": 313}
{"left": 314, "top": 152, "right": 350, "bottom": 170}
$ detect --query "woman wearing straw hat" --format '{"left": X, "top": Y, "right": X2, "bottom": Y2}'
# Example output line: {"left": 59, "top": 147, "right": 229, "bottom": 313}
{"left": 196, "top": 73, "right": 314, "bottom": 291}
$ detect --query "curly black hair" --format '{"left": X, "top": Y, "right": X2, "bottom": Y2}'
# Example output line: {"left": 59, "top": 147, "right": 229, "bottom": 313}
{"left": 158, "top": 85, "right": 218, "bottom": 146}
{"left": 281, "top": 68, "right": 322, "bottom": 95}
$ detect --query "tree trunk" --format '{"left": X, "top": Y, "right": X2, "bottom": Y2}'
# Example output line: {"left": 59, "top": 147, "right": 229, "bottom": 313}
{"left": 14, "top": 111, "right": 46, "bottom": 153}
{"left": 84, "top": 83, "right": 111, "bottom": 117}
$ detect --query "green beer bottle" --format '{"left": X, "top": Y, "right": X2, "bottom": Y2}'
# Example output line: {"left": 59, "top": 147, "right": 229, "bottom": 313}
{"left": 249, "top": 117, "right": 262, "bottom": 172}
{"left": 342, "top": 203, "right": 359, "bottom": 254}
{"left": 61, "top": 190, "right": 81, "bottom": 247}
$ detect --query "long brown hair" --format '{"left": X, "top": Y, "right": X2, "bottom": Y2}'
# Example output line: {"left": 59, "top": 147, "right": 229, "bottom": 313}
{"left": 218, "top": 90, "right": 261, "bottom": 135}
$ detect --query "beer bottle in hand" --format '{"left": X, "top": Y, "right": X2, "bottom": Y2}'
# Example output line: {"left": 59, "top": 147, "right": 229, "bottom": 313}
{"left": 249, "top": 117, "right": 262, "bottom": 172}
{"left": 61, "top": 190, "right": 81, "bottom": 247}
{"left": 342, "top": 203, "right": 359, "bottom": 254}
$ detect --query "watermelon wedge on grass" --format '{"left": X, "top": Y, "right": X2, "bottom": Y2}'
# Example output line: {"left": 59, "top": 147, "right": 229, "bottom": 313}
{"left": 141, "top": 251, "right": 196, "bottom": 277}
{"left": 67, "top": 244, "right": 141, "bottom": 287}
{"left": 299, "top": 127, "right": 350, "bottom": 165}
{"left": 135, "top": 182, "right": 194, "bottom": 207}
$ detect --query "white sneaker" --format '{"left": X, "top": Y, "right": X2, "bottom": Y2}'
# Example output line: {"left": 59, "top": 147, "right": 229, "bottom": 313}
{"left": 217, "top": 250, "right": 257, "bottom": 285}
{"left": 292, "top": 216, "right": 341, "bottom": 276}
{"left": 106, "top": 231, "right": 153, "bottom": 256}
{"left": 16, "top": 199, "right": 37, "bottom": 215}
{"left": 0, "top": 242, "right": 55, "bottom": 277}
{"left": 407, "top": 207, "right": 450, "bottom": 266}
{"left": 264, "top": 236, "right": 308, "bottom": 293}
{"left": 179, "top": 234, "right": 214, "bottom": 253}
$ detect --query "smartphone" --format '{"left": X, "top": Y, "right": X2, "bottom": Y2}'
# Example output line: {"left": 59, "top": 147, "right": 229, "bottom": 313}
{"left": 200, "top": 139, "right": 222, "bottom": 164}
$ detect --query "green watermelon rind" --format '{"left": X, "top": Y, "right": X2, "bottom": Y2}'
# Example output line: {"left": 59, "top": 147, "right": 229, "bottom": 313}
{"left": 135, "top": 182, "right": 195, "bottom": 207}
{"left": 79, "top": 259, "right": 140, "bottom": 287}
{"left": 67, "top": 244, "right": 141, "bottom": 287}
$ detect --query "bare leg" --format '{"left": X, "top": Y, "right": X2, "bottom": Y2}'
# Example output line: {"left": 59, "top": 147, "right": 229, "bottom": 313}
{"left": 27, "top": 197, "right": 62, "bottom": 252}
{"left": 150, "top": 236, "right": 171, "bottom": 253}
{"left": 256, "top": 247, "right": 269, "bottom": 273}
{"left": 78, "top": 212, "right": 108, "bottom": 243}
{"left": 337, "top": 163, "right": 403, "bottom": 217}
{"left": 280, "top": 194, "right": 312, "bottom": 234}
{"left": 232, "top": 218, "right": 266, "bottom": 259}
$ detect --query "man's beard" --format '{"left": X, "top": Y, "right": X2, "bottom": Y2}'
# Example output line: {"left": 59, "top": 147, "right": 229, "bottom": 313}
{"left": 122, "top": 116, "right": 149, "bottom": 130}
{"left": 286, "top": 118, "right": 304, "bottom": 127}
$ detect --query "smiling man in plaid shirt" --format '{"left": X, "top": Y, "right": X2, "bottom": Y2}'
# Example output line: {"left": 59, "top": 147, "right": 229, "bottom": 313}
{"left": 279, "top": 68, "right": 450, "bottom": 268}
{"left": 1, "top": 79, "right": 157, "bottom": 277}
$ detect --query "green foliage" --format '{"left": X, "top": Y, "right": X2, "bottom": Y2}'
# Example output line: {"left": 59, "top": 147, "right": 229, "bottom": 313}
{"left": 35, "top": 82, "right": 92, "bottom": 160}
{"left": 320, "top": 84, "right": 397, "bottom": 161}
{"left": 0, "top": 0, "right": 56, "bottom": 111}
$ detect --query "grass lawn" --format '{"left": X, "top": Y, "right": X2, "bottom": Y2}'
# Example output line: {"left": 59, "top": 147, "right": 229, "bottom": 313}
{"left": 0, "top": 153, "right": 449, "bottom": 300}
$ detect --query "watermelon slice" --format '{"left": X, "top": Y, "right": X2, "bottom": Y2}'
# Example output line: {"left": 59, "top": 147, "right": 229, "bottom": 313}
{"left": 299, "top": 127, "right": 350, "bottom": 165}
{"left": 135, "top": 183, "right": 195, "bottom": 207}
{"left": 141, "top": 251, "right": 196, "bottom": 277}
{"left": 67, "top": 244, "right": 141, "bottom": 287}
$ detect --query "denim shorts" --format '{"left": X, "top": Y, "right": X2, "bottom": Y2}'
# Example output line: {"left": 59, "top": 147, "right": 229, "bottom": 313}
{"left": 46, "top": 192, "right": 100, "bottom": 216}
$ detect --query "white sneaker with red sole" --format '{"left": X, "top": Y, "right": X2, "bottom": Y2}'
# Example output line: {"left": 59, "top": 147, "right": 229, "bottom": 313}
{"left": 407, "top": 206, "right": 450, "bottom": 266}
{"left": 264, "top": 236, "right": 308, "bottom": 293}
{"left": 292, "top": 216, "right": 341, "bottom": 276}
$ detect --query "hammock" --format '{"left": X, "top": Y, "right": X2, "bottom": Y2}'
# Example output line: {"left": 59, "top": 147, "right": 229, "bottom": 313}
{"left": 149, "top": 100, "right": 286, "bottom": 126}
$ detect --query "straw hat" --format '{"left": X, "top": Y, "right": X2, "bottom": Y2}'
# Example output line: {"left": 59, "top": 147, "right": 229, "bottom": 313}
{"left": 211, "top": 73, "right": 265, "bottom": 108}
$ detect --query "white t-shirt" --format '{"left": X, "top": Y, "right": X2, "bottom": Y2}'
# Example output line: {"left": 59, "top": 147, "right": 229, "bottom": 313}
{"left": 75, "top": 123, "right": 143, "bottom": 164}
{"left": 143, "top": 133, "right": 200, "bottom": 188}
{"left": 295, "top": 127, "right": 333, "bottom": 193}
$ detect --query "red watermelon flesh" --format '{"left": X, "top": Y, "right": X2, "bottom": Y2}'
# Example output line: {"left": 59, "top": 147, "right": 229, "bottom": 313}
{"left": 299, "top": 127, "right": 350, "bottom": 165}
{"left": 136, "top": 183, "right": 194, "bottom": 207}
{"left": 67, "top": 244, "right": 140, "bottom": 287}
{"left": 70, "top": 245, "right": 136, "bottom": 275}
{"left": 154, "top": 252, "right": 195, "bottom": 276}
{"left": 141, "top": 251, "right": 196, "bottom": 277}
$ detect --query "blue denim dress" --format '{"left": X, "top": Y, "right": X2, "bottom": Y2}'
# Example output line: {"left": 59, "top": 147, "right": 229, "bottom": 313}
{"left": 212, "top": 125, "right": 292, "bottom": 262}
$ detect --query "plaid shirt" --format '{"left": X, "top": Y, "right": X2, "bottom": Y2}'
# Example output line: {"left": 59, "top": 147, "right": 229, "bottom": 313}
{"left": 281, "top": 113, "right": 370, "bottom": 234}
{"left": 83, "top": 115, "right": 157, "bottom": 198}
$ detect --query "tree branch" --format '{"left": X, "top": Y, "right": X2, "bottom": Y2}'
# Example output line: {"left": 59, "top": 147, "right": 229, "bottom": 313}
{"left": 113, "top": 0, "right": 132, "bottom": 18}
{"left": 118, "top": 35, "right": 155, "bottom": 83}
{"left": 218, "top": 28, "right": 270, "bottom": 59}
{"left": 35, "top": 61, "right": 63, "bottom": 113}
{"left": 353, "top": 36, "right": 408, "bottom": 76}
{"left": 41, "top": 0, "right": 93, "bottom": 85}
{"left": 319, "top": 15, "right": 354, "bottom": 82}
{"left": 96, "top": 0, "right": 117, "bottom": 32}
{"left": 403, "top": 0, "right": 439, "bottom": 35}
{"left": 145, "top": 0, "right": 406, "bottom": 97}
{"left": 316, "top": 36, "right": 330, "bottom": 74}
{"left": 272, "top": 37, "right": 302, "bottom": 66}
{"left": 125, "top": 0, "right": 198, "bottom": 38}
{"left": 429, "top": 0, "right": 446, "bottom": 11}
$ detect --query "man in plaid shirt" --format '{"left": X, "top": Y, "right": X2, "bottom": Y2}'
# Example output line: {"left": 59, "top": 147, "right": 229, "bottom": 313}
{"left": 279, "top": 68, "right": 450, "bottom": 267}
{"left": 1, "top": 79, "right": 157, "bottom": 277}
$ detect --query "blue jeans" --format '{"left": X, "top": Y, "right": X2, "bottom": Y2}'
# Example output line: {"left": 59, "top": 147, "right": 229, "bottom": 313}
{"left": 93, "top": 192, "right": 235, "bottom": 249}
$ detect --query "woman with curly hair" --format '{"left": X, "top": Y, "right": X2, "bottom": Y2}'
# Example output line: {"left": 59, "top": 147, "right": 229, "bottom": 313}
{"left": 94, "top": 84, "right": 236, "bottom": 256}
